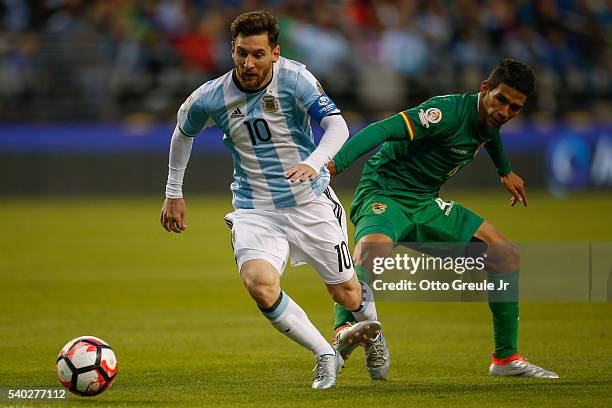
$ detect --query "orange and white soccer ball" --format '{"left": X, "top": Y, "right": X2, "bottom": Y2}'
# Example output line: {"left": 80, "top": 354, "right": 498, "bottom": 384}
{"left": 56, "top": 336, "right": 118, "bottom": 396}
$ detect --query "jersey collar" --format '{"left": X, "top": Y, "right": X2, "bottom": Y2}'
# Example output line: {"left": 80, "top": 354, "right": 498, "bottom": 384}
{"left": 232, "top": 68, "right": 274, "bottom": 94}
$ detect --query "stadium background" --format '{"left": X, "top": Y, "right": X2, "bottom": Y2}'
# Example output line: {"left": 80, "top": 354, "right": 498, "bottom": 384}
{"left": 1, "top": 0, "right": 611, "bottom": 194}
{"left": 1, "top": 1, "right": 611, "bottom": 407}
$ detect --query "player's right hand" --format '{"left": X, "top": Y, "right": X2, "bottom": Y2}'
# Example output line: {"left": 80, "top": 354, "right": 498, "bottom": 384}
{"left": 326, "top": 161, "right": 337, "bottom": 179}
{"left": 160, "top": 198, "right": 188, "bottom": 233}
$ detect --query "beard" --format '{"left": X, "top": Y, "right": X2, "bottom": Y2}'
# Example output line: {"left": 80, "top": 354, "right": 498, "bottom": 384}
{"left": 239, "top": 65, "right": 272, "bottom": 90}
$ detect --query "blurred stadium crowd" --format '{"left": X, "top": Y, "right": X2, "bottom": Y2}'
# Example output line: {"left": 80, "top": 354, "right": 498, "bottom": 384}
{"left": 0, "top": 0, "right": 610, "bottom": 121}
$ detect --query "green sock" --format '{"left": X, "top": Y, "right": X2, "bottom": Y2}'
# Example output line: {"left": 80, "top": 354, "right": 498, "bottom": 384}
{"left": 333, "top": 264, "right": 370, "bottom": 331}
{"left": 487, "top": 269, "right": 520, "bottom": 359}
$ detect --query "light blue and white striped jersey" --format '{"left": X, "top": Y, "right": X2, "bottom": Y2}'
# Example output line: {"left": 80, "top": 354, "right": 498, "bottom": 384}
{"left": 177, "top": 57, "right": 340, "bottom": 210}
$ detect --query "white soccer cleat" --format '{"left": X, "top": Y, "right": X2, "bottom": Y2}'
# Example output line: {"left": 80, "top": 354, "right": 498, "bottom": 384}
{"left": 489, "top": 354, "right": 559, "bottom": 378}
{"left": 332, "top": 320, "right": 382, "bottom": 360}
{"left": 312, "top": 350, "right": 344, "bottom": 390}
{"left": 364, "top": 331, "right": 390, "bottom": 380}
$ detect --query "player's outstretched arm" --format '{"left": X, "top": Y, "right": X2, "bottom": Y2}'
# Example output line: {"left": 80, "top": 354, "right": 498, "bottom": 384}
{"left": 501, "top": 171, "right": 528, "bottom": 207}
{"left": 484, "top": 135, "right": 525, "bottom": 206}
{"left": 331, "top": 114, "right": 408, "bottom": 175}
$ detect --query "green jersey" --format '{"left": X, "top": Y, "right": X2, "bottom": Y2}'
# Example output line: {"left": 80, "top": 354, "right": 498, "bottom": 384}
{"left": 333, "top": 93, "right": 511, "bottom": 198}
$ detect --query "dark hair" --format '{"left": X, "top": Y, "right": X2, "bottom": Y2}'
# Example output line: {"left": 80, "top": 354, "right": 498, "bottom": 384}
{"left": 487, "top": 59, "right": 536, "bottom": 96}
{"left": 230, "top": 11, "right": 280, "bottom": 48}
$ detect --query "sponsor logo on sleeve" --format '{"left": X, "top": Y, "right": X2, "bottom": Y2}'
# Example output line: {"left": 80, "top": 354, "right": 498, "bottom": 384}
{"left": 418, "top": 107, "right": 442, "bottom": 128}
{"left": 307, "top": 90, "right": 339, "bottom": 120}
{"left": 316, "top": 81, "right": 324, "bottom": 94}
{"left": 418, "top": 109, "right": 429, "bottom": 128}
{"left": 321, "top": 104, "right": 335, "bottom": 113}
{"left": 318, "top": 95, "right": 330, "bottom": 106}
{"left": 315, "top": 94, "right": 337, "bottom": 115}
{"left": 425, "top": 108, "right": 442, "bottom": 123}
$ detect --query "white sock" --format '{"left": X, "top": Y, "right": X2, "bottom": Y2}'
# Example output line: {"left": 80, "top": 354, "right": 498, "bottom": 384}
{"left": 259, "top": 291, "right": 334, "bottom": 357}
{"left": 351, "top": 281, "right": 378, "bottom": 322}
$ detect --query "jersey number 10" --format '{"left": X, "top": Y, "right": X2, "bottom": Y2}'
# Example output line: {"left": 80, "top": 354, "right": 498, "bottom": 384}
{"left": 244, "top": 119, "right": 272, "bottom": 145}
{"left": 334, "top": 241, "right": 353, "bottom": 272}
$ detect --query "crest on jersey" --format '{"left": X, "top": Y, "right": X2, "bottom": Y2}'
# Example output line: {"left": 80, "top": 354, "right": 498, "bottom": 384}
{"left": 372, "top": 203, "right": 388, "bottom": 215}
{"left": 316, "top": 81, "right": 324, "bottom": 94}
{"left": 425, "top": 108, "right": 442, "bottom": 123}
{"left": 262, "top": 95, "right": 278, "bottom": 113}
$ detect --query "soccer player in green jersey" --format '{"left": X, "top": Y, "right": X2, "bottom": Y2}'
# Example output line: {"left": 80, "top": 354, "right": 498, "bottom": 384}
{"left": 330, "top": 59, "right": 558, "bottom": 379}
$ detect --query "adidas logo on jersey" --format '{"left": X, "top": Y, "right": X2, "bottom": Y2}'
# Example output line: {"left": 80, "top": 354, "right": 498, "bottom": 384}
{"left": 230, "top": 108, "right": 245, "bottom": 119}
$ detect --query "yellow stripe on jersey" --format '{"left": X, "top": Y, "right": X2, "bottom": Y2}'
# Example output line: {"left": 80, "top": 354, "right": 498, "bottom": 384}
{"left": 399, "top": 111, "right": 415, "bottom": 141}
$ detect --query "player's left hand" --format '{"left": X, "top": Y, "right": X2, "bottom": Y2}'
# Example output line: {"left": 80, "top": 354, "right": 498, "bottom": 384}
{"left": 501, "top": 171, "right": 528, "bottom": 207}
{"left": 285, "top": 163, "right": 317, "bottom": 182}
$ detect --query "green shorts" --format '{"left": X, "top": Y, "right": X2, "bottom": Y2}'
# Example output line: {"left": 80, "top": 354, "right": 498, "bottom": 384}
{"left": 350, "top": 190, "right": 484, "bottom": 246}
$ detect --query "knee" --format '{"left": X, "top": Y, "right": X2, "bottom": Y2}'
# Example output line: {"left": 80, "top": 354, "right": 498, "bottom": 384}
{"left": 354, "top": 234, "right": 394, "bottom": 273}
{"left": 240, "top": 264, "right": 279, "bottom": 308}
{"left": 487, "top": 242, "right": 520, "bottom": 273}
{"left": 246, "top": 284, "right": 279, "bottom": 308}
{"left": 501, "top": 243, "right": 520, "bottom": 272}
{"left": 330, "top": 281, "right": 362, "bottom": 311}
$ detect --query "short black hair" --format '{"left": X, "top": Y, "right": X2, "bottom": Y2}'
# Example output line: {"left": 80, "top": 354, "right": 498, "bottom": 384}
{"left": 487, "top": 59, "right": 536, "bottom": 96}
{"left": 230, "top": 11, "right": 280, "bottom": 48}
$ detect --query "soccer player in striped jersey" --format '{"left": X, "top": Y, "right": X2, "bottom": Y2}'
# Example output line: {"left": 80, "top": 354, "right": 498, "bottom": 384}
{"left": 160, "top": 11, "right": 381, "bottom": 389}
{"left": 329, "top": 59, "right": 558, "bottom": 379}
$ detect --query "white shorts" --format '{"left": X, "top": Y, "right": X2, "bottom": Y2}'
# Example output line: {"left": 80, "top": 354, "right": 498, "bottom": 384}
{"left": 224, "top": 187, "right": 354, "bottom": 285}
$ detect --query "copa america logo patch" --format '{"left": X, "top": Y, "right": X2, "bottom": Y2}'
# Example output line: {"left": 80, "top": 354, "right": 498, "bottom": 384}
{"left": 372, "top": 203, "right": 388, "bottom": 214}
{"left": 425, "top": 108, "right": 442, "bottom": 123}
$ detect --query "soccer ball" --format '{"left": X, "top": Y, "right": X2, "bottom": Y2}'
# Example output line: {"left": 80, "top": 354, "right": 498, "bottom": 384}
{"left": 56, "top": 336, "right": 118, "bottom": 396}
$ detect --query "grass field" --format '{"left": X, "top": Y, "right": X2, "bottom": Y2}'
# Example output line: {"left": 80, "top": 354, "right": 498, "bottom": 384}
{"left": 0, "top": 191, "right": 611, "bottom": 407}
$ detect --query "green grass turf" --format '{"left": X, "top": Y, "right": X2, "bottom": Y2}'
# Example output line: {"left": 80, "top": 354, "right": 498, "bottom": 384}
{"left": 0, "top": 191, "right": 610, "bottom": 407}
